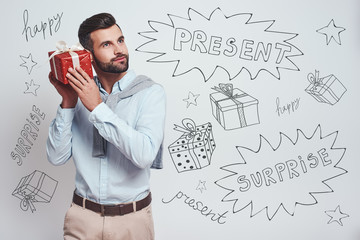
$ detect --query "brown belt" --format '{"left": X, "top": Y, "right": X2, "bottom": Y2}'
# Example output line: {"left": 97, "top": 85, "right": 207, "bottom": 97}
{"left": 72, "top": 191, "right": 151, "bottom": 216}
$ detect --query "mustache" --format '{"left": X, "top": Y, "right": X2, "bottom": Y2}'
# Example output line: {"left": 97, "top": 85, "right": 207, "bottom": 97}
{"left": 111, "top": 54, "right": 128, "bottom": 62}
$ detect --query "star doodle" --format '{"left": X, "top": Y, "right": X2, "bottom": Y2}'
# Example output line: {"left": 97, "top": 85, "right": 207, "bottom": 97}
{"left": 325, "top": 205, "right": 349, "bottom": 226}
{"left": 183, "top": 91, "right": 200, "bottom": 108}
{"left": 20, "top": 53, "right": 38, "bottom": 74}
{"left": 196, "top": 180, "right": 207, "bottom": 193}
{"left": 316, "top": 19, "right": 346, "bottom": 45}
{"left": 24, "top": 80, "right": 40, "bottom": 96}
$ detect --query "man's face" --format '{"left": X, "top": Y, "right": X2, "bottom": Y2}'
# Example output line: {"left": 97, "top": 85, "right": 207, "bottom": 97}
{"left": 90, "top": 24, "right": 129, "bottom": 74}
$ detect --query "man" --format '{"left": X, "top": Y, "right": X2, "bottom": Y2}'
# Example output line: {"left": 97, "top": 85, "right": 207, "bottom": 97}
{"left": 46, "top": 13, "right": 166, "bottom": 240}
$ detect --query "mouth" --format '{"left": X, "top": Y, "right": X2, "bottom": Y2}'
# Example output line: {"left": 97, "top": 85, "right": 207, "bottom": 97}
{"left": 112, "top": 55, "right": 126, "bottom": 63}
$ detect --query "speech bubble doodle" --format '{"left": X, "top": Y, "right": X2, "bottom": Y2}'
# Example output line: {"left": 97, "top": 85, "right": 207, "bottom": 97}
{"left": 136, "top": 8, "right": 303, "bottom": 81}
{"left": 215, "top": 125, "right": 347, "bottom": 220}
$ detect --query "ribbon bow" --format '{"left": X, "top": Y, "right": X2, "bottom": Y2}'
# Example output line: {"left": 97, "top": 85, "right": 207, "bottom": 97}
{"left": 307, "top": 70, "right": 323, "bottom": 87}
{"left": 212, "top": 83, "right": 234, "bottom": 97}
{"left": 19, "top": 191, "right": 36, "bottom": 212}
{"left": 173, "top": 118, "right": 200, "bottom": 140}
{"left": 48, "top": 41, "right": 84, "bottom": 60}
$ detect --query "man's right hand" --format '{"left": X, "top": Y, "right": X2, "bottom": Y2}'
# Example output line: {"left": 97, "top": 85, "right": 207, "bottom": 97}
{"left": 49, "top": 72, "right": 78, "bottom": 108}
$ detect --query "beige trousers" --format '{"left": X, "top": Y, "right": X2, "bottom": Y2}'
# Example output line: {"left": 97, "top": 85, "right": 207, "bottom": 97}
{"left": 63, "top": 203, "right": 155, "bottom": 240}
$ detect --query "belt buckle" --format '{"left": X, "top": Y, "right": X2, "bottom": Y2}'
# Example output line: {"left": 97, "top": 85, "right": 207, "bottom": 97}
{"left": 101, "top": 204, "right": 121, "bottom": 216}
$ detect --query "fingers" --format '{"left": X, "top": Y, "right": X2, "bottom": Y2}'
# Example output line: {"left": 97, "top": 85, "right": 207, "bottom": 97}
{"left": 66, "top": 67, "right": 90, "bottom": 90}
{"left": 67, "top": 67, "right": 90, "bottom": 82}
{"left": 75, "top": 66, "right": 90, "bottom": 80}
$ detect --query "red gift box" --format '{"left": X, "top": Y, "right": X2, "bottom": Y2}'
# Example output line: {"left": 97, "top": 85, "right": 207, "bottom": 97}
{"left": 48, "top": 43, "right": 93, "bottom": 84}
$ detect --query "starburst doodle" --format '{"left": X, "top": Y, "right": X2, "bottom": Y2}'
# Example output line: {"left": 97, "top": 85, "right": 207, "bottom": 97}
{"left": 215, "top": 125, "right": 347, "bottom": 220}
{"left": 136, "top": 8, "right": 303, "bottom": 81}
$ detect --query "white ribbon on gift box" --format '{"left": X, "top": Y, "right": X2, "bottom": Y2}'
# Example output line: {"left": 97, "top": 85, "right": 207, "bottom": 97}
{"left": 49, "top": 41, "right": 84, "bottom": 80}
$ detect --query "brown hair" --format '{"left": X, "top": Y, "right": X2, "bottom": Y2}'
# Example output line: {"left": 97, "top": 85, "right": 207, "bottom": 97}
{"left": 78, "top": 13, "right": 120, "bottom": 51}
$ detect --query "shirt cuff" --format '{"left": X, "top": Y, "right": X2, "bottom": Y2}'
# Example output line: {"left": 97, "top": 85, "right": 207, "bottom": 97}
{"left": 88, "top": 102, "right": 112, "bottom": 123}
{"left": 57, "top": 105, "right": 75, "bottom": 123}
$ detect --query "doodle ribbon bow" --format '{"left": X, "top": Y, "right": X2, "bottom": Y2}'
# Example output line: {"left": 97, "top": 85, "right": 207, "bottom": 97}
{"left": 307, "top": 70, "right": 323, "bottom": 89}
{"left": 49, "top": 41, "right": 84, "bottom": 80}
{"left": 212, "top": 83, "right": 234, "bottom": 98}
{"left": 173, "top": 118, "right": 200, "bottom": 140}
{"left": 18, "top": 190, "right": 37, "bottom": 212}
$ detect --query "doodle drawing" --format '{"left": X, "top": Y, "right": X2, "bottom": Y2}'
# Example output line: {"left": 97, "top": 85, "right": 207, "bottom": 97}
{"left": 19, "top": 53, "right": 37, "bottom": 75}
{"left": 168, "top": 118, "right": 216, "bottom": 173}
{"left": 136, "top": 8, "right": 303, "bottom": 81}
{"left": 210, "top": 83, "right": 259, "bottom": 130}
{"left": 316, "top": 19, "right": 346, "bottom": 45}
{"left": 162, "top": 191, "right": 228, "bottom": 224}
{"left": 305, "top": 70, "right": 346, "bottom": 105}
{"left": 12, "top": 170, "right": 58, "bottom": 213}
{"left": 325, "top": 205, "right": 350, "bottom": 226}
{"left": 275, "top": 96, "right": 301, "bottom": 117}
{"left": 183, "top": 91, "right": 200, "bottom": 108}
{"left": 10, "top": 105, "right": 45, "bottom": 166}
{"left": 22, "top": 9, "right": 64, "bottom": 42}
{"left": 215, "top": 125, "right": 347, "bottom": 220}
{"left": 196, "top": 180, "right": 207, "bottom": 193}
{"left": 24, "top": 79, "right": 40, "bottom": 96}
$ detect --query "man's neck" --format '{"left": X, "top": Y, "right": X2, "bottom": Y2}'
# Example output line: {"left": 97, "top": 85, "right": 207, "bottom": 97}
{"left": 96, "top": 71, "right": 127, "bottom": 94}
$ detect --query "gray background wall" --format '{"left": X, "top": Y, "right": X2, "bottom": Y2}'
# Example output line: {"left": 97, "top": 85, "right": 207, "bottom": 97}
{"left": 1, "top": 0, "right": 359, "bottom": 239}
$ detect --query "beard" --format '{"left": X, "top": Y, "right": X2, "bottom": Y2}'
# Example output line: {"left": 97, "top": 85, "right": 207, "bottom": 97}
{"left": 93, "top": 53, "right": 129, "bottom": 73}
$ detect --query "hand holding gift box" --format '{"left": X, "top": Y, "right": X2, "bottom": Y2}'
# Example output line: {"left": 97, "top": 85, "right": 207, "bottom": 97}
{"left": 210, "top": 83, "right": 260, "bottom": 130}
{"left": 168, "top": 118, "right": 216, "bottom": 173}
{"left": 305, "top": 70, "right": 347, "bottom": 105}
{"left": 48, "top": 41, "right": 93, "bottom": 84}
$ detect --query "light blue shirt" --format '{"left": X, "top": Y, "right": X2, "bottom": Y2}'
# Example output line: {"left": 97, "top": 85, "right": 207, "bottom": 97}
{"left": 46, "top": 70, "right": 166, "bottom": 204}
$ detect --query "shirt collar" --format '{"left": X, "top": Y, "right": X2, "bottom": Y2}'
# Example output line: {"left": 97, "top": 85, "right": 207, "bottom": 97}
{"left": 94, "top": 70, "right": 136, "bottom": 95}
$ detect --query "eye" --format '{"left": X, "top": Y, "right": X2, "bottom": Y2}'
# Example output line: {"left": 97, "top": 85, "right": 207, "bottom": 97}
{"left": 102, "top": 42, "right": 110, "bottom": 47}
{"left": 118, "top": 37, "right": 124, "bottom": 44}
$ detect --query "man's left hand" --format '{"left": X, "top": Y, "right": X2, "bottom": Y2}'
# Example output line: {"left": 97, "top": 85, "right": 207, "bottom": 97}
{"left": 66, "top": 67, "right": 102, "bottom": 112}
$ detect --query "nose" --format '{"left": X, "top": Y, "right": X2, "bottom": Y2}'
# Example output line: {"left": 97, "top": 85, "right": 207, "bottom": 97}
{"left": 114, "top": 43, "right": 123, "bottom": 55}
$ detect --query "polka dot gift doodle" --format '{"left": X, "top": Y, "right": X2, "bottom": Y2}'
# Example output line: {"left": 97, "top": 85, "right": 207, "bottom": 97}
{"left": 168, "top": 118, "right": 216, "bottom": 173}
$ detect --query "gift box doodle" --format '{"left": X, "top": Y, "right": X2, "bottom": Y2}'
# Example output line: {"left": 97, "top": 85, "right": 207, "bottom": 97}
{"left": 49, "top": 41, "right": 93, "bottom": 84}
{"left": 210, "top": 83, "right": 260, "bottom": 130}
{"left": 168, "top": 119, "right": 216, "bottom": 173}
{"left": 12, "top": 170, "right": 58, "bottom": 212}
{"left": 305, "top": 70, "right": 346, "bottom": 105}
